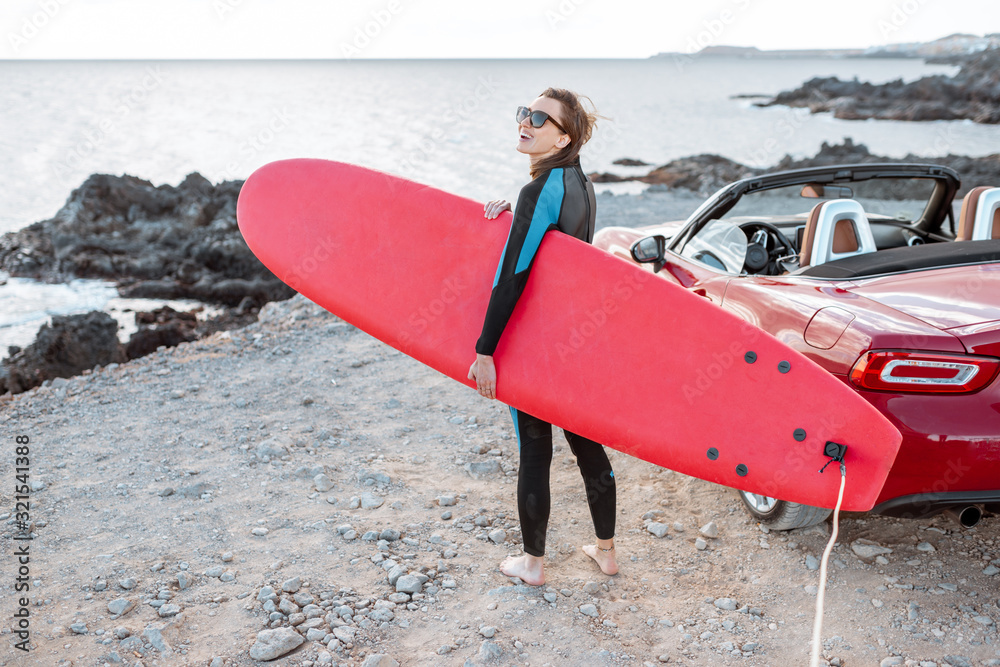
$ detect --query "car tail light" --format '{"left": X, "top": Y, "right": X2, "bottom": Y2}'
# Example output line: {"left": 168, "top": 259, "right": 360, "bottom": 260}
{"left": 850, "top": 350, "right": 1000, "bottom": 394}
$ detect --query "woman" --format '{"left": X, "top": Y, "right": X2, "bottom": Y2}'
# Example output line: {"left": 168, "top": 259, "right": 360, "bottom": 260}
{"left": 467, "top": 88, "right": 618, "bottom": 586}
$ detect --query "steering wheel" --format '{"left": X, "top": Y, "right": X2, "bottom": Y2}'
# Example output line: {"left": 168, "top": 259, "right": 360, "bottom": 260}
{"left": 738, "top": 222, "right": 795, "bottom": 275}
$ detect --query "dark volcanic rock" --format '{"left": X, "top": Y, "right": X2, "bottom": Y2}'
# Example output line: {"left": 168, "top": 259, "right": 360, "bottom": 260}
{"left": 0, "top": 172, "right": 294, "bottom": 306}
{"left": 612, "top": 158, "right": 650, "bottom": 167}
{"left": 589, "top": 172, "right": 630, "bottom": 183}
{"left": 0, "top": 312, "right": 126, "bottom": 394}
{"left": 759, "top": 48, "right": 1000, "bottom": 124}
{"left": 638, "top": 154, "right": 756, "bottom": 194}
{"left": 125, "top": 306, "right": 198, "bottom": 360}
{"left": 599, "top": 139, "right": 1000, "bottom": 198}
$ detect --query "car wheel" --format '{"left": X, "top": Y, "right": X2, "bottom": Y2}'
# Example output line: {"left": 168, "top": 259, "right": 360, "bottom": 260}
{"left": 737, "top": 490, "right": 832, "bottom": 530}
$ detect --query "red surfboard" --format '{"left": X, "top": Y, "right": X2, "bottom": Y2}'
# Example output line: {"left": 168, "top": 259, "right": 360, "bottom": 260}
{"left": 237, "top": 159, "right": 902, "bottom": 511}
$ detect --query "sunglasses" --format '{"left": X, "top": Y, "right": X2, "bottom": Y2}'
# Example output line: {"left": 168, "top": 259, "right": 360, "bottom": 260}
{"left": 516, "top": 105, "right": 567, "bottom": 134}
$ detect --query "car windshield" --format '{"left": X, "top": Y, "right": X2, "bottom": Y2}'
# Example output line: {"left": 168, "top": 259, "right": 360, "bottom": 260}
{"left": 678, "top": 219, "right": 748, "bottom": 273}
{"left": 718, "top": 178, "right": 937, "bottom": 223}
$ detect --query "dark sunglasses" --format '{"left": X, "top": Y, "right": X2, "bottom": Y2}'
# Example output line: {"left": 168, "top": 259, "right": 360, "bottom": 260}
{"left": 516, "top": 105, "right": 567, "bottom": 134}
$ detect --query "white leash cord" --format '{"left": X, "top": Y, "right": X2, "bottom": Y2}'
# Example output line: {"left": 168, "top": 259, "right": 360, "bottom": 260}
{"left": 809, "top": 462, "right": 846, "bottom": 667}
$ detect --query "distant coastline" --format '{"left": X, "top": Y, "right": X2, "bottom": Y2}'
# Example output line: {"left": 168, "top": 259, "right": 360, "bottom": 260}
{"left": 653, "top": 32, "right": 1000, "bottom": 61}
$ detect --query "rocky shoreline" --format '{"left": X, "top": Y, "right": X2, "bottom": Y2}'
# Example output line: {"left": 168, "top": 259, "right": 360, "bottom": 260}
{"left": 4, "top": 140, "right": 1000, "bottom": 396}
{"left": 0, "top": 172, "right": 292, "bottom": 306}
{"left": 591, "top": 139, "right": 1000, "bottom": 198}
{"left": 0, "top": 172, "right": 292, "bottom": 394}
{"left": 756, "top": 48, "right": 1000, "bottom": 124}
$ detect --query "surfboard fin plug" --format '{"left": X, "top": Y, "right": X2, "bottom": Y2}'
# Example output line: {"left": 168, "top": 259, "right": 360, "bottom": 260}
{"left": 819, "top": 442, "right": 847, "bottom": 474}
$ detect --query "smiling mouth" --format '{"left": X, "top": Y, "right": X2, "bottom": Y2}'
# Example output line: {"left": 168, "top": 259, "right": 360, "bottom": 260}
{"left": 519, "top": 130, "right": 533, "bottom": 140}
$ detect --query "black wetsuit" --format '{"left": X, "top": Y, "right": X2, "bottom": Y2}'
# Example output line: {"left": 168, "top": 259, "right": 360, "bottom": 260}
{"left": 476, "top": 160, "right": 616, "bottom": 558}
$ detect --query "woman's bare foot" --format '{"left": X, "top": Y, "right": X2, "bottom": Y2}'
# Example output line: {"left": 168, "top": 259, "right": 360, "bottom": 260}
{"left": 583, "top": 539, "right": 619, "bottom": 576}
{"left": 500, "top": 553, "right": 545, "bottom": 586}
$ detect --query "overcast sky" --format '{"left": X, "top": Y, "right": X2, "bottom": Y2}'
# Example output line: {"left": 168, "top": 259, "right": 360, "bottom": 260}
{"left": 2, "top": 0, "right": 997, "bottom": 59}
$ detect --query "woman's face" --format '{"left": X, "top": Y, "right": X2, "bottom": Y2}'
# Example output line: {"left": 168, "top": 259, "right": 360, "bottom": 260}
{"left": 516, "top": 96, "right": 570, "bottom": 159}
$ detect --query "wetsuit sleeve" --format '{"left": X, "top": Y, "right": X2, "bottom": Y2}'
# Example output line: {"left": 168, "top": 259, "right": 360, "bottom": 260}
{"left": 476, "top": 169, "right": 565, "bottom": 356}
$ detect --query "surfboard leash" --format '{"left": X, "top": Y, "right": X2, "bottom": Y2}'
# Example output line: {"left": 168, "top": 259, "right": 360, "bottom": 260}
{"left": 810, "top": 444, "right": 848, "bottom": 667}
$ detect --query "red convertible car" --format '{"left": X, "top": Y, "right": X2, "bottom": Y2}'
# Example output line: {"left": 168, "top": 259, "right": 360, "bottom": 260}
{"left": 595, "top": 163, "right": 1000, "bottom": 529}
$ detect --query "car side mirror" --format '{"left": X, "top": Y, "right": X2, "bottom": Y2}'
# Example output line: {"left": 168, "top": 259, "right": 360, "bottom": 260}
{"left": 630, "top": 235, "right": 666, "bottom": 273}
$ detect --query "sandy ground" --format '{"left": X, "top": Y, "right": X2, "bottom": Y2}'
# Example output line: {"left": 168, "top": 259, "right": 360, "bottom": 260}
{"left": 0, "top": 294, "right": 998, "bottom": 667}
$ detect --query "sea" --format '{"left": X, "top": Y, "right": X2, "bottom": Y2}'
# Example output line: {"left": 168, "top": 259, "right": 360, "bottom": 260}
{"left": 1, "top": 56, "right": 996, "bottom": 352}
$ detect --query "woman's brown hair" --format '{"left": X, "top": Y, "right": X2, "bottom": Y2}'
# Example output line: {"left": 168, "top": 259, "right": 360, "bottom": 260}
{"left": 529, "top": 87, "right": 599, "bottom": 179}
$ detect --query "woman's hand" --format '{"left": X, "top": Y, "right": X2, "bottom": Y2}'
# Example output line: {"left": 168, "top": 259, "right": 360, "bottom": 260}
{"left": 483, "top": 199, "right": 512, "bottom": 220}
{"left": 468, "top": 354, "right": 497, "bottom": 399}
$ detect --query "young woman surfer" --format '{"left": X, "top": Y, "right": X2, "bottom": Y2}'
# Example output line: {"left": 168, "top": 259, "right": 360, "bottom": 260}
{"left": 467, "top": 88, "right": 618, "bottom": 586}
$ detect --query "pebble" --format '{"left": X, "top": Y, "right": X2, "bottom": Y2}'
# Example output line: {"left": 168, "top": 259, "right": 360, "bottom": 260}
{"left": 221, "top": 551, "right": 234, "bottom": 562}
{"left": 395, "top": 574, "right": 424, "bottom": 594}
{"left": 488, "top": 529, "right": 507, "bottom": 544}
{"left": 437, "top": 494, "right": 458, "bottom": 507}
{"left": 70, "top": 622, "right": 88, "bottom": 634}
{"left": 465, "top": 460, "right": 499, "bottom": 478}
{"left": 479, "top": 641, "right": 502, "bottom": 661}
{"left": 361, "top": 493, "right": 384, "bottom": 510}
{"left": 805, "top": 555, "right": 820, "bottom": 570}
{"left": 380, "top": 528, "right": 401, "bottom": 541}
{"left": 249, "top": 627, "right": 305, "bottom": 661}
{"left": 479, "top": 625, "right": 497, "bottom": 638}
{"left": 158, "top": 603, "right": 181, "bottom": 617}
{"left": 177, "top": 571, "right": 195, "bottom": 589}
{"left": 695, "top": 538, "right": 708, "bottom": 550}
{"left": 580, "top": 603, "right": 599, "bottom": 617}
{"left": 143, "top": 625, "right": 170, "bottom": 653}
{"left": 916, "top": 541, "right": 936, "bottom": 552}
{"left": 251, "top": 527, "right": 269, "bottom": 536}
{"left": 699, "top": 521, "right": 719, "bottom": 538}
{"left": 714, "top": 597, "right": 737, "bottom": 611}
{"left": 646, "top": 522, "right": 669, "bottom": 538}
{"left": 314, "top": 473, "right": 334, "bottom": 492}
{"left": 282, "top": 576, "right": 301, "bottom": 593}
{"left": 204, "top": 565, "right": 224, "bottom": 578}
{"left": 119, "top": 578, "right": 137, "bottom": 589}
{"left": 544, "top": 592, "right": 557, "bottom": 603}
{"left": 852, "top": 539, "right": 892, "bottom": 559}
{"left": 107, "top": 598, "right": 134, "bottom": 616}
{"left": 333, "top": 626, "right": 356, "bottom": 644}
{"left": 983, "top": 565, "right": 999, "bottom": 576}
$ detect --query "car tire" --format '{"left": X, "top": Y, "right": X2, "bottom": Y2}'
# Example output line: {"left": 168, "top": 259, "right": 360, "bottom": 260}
{"left": 737, "top": 490, "right": 832, "bottom": 530}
